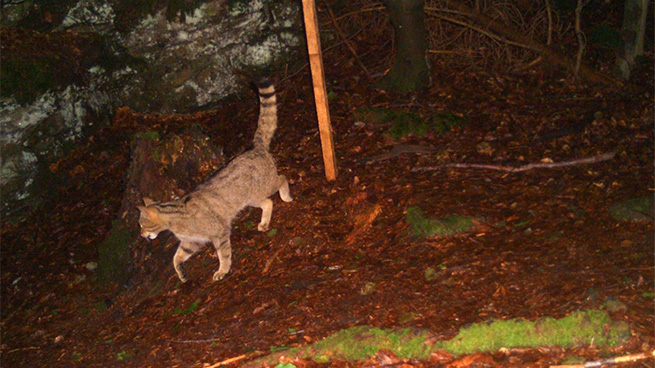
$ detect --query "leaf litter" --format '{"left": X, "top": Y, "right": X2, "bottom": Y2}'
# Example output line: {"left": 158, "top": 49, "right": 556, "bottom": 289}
{"left": 1, "top": 45, "right": 653, "bottom": 368}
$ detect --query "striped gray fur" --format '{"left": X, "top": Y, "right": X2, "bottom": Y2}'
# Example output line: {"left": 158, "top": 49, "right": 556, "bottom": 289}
{"left": 137, "top": 79, "right": 293, "bottom": 283}
{"left": 252, "top": 78, "right": 277, "bottom": 150}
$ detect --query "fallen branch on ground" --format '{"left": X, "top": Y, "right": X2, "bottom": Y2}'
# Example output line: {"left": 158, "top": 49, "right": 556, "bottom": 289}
{"left": 204, "top": 354, "right": 247, "bottom": 368}
{"left": 262, "top": 240, "right": 289, "bottom": 274}
{"left": 172, "top": 337, "right": 222, "bottom": 344}
{"left": 549, "top": 350, "right": 654, "bottom": 368}
{"left": 359, "top": 144, "right": 438, "bottom": 164}
{"left": 412, "top": 152, "right": 616, "bottom": 173}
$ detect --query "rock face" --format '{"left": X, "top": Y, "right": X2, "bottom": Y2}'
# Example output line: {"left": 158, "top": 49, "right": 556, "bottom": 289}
{"left": 117, "top": 0, "right": 300, "bottom": 112}
{"left": 0, "top": 0, "right": 302, "bottom": 218}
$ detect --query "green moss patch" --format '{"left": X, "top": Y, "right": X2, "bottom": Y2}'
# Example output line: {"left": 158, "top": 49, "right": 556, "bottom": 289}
{"left": 609, "top": 196, "right": 653, "bottom": 222}
{"left": 354, "top": 107, "right": 468, "bottom": 139}
{"left": 97, "top": 220, "right": 133, "bottom": 287}
{"left": 437, "top": 309, "right": 630, "bottom": 355}
{"left": 406, "top": 206, "right": 475, "bottom": 238}
{"left": 249, "top": 326, "right": 434, "bottom": 366}
{"left": 309, "top": 327, "right": 433, "bottom": 362}
{"left": 245, "top": 310, "right": 629, "bottom": 367}
{"left": 173, "top": 299, "right": 200, "bottom": 315}
{"left": 132, "top": 131, "right": 161, "bottom": 141}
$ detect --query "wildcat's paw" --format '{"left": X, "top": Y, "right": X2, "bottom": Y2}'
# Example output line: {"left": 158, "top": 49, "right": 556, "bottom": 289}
{"left": 212, "top": 270, "right": 228, "bottom": 281}
{"left": 257, "top": 222, "right": 270, "bottom": 232}
{"left": 281, "top": 192, "right": 293, "bottom": 202}
{"left": 176, "top": 272, "right": 188, "bottom": 283}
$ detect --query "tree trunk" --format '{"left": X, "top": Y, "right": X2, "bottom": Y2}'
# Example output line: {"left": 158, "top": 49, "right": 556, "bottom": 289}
{"left": 375, "top": 0, "right": 430, "bottom": 93}
{"left": 616, "top": 0, "right": 649, "bottom": 80}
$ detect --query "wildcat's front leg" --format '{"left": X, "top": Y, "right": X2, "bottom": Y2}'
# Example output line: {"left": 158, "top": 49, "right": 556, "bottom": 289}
{"left": 211, "top": 236, "right": 232, "bottom": 281}
{"left": 173, "top": 242, "right": 199, "bottom": 283}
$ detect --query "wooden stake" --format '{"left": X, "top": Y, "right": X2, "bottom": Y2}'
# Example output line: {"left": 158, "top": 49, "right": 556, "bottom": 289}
{"left": 301, "top": 0, "right": 338, "bottom": 181}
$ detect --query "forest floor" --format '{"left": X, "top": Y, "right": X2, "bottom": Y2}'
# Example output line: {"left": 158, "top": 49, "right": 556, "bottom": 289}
{"left": 1, "top": 57, "right": 653, "bottom": 368}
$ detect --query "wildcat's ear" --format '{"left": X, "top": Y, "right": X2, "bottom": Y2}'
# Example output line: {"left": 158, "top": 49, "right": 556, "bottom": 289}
{"left": 143, "top": 197, "right": 155, "bottom": 206}
{"left": 136, "top": 205, "right": 161, "bottom": 220}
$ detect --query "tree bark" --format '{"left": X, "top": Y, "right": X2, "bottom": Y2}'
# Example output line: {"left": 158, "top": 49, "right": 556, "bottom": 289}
{"left": 375, "top": 0, "right": 430, "bottom": 93}
{"left": 616, "top": 0, "right": 649, "bottom": 80}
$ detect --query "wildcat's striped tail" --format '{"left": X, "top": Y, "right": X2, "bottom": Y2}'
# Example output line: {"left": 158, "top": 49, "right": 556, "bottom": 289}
{"left": 252, "top": 78, "right": 277, "bottom": 151}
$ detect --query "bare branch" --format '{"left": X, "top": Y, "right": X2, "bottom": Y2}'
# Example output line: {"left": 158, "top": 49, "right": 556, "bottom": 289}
{"left": 412, "top": 152, "right": 616, "bottom": 173}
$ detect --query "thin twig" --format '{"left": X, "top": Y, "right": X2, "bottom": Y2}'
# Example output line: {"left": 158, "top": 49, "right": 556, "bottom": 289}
{"left": 204, "top": 354, "right": 247, "bottom": 368}
{"left": 545, "top": 0, "right": 553, "bottom": 45}
{"left": 426, "top": 11, "right": 536, "bottom": 51}
{"left": 359, "top": 144, "right": 438, "bottom": 164}
{"left": 279, "top": 21, "right": 372, "bottom": 85}
{"left": 574, "top": 0, "right": 589, "bottom": 77}
{"left": 323, "top": 1, "right": 371, "bottom": 78}
{"left": 172, "top": 337, "right": 222, "bottom": 344}
{"left": 424, "top": 5, "right": 468, "bottom": 16}
{"left": 412, "top": 152, "right": 616, "bottom": 173}
{"left": 262, "top": 240, "right": 289, "bottom": 274}
{"left": 6, "top": 346, "right": 39, "bottom": 354}
{"left": 322, "top": 5, "right": 385, "bottom": 24}
{"left": 550, "top": 350, "right": 655, "bottom": 368}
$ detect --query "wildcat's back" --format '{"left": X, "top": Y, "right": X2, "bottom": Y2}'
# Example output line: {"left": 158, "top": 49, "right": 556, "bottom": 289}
{"left": 138, "top": 78, "right": 293, "bottom": 282}
{"left": 198, "top": 81, "right": 279, "bottom": 211}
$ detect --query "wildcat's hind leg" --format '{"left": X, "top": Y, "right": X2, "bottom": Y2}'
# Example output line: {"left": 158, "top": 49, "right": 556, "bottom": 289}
{"left": 256, "top": 176, "right": 292, "bottom": 232}
{"left": 211, "top": 236, "right": 232, "bottom": 281}
{"left": 173, "top": 242, "right": 199, "bottom": 282}
{"left": 277, "top": 175, "right": 293, "bottom": 202}
{"left": 257, "top": 198, "right": 273, "bottom": 232}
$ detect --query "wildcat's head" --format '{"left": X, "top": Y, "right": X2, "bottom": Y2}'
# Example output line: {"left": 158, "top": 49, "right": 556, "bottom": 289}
{"left": 137, "top": 198, "right": 167, "bottom": 240}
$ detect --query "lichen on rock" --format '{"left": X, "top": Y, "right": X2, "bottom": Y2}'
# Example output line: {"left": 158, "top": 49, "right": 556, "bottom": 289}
{"left": 0, "top": 0, "right": 301, "bottom": 220}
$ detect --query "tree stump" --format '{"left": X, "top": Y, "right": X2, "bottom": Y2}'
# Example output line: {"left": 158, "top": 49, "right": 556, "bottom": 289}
{"left": 97, "top": 128, "right": 225, "bottom": 287}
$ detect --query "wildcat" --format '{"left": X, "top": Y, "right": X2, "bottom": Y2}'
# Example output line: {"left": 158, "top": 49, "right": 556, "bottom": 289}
{"left": 137, "top": 78, "right": 292, "bottom": 282}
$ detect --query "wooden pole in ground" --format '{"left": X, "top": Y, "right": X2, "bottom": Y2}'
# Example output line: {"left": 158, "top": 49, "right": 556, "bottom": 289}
{"left": 301, "top": 0, "right": 338, "bottom": 181}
